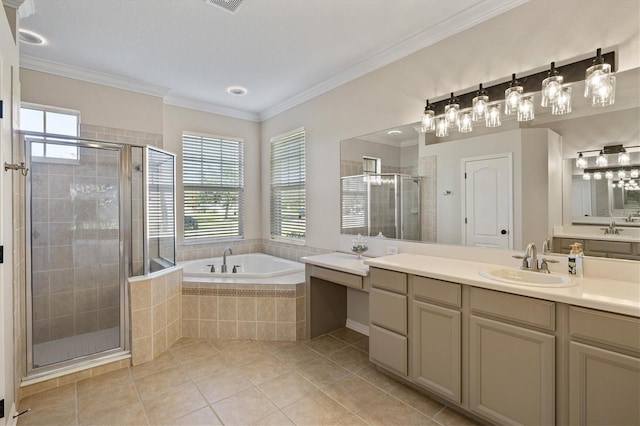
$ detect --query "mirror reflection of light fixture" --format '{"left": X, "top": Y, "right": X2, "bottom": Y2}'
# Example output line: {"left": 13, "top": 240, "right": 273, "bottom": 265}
{"left": 541, "top": 62, "right": 563, "bottom": 107}
{"left": 486, "top": 104, "right": 501, "bottom": 128}
{"left": 631, "top": 169, "right": 640, "bottom": 178}
{"left": 517, "top": 95, "right": 535, "bottom": 122}
{"left": 505, "top": 74, "right": 523, "bottom": 115}
{"left": 472, "top": 83, "right": 489, "bottom": 122}
{"left": 583, "top": 173, "right": 591, "bottom": 180}
{"left": 552, "top": 87, "right": 572, "bottom": 115}
{"left": 435, "top": 117, "right": 449, "bottom": 137}
{"left": 444, "top": 93, "right": 459, "bottom": 128}
{"left": 458, "top": 110, "right": 473, "bottom": 133}
{"left": 576, "top": 152, "right": 588, "bottom": 168}
{"left": 618, "top": 170, "right": 627, "bottom": 179}
{"left": 421, "top": 100, "right": 435, "bottom": 133}
{"left": 593, "top": 172, "right": 602, "bottom": 180}
{"left": 605, "top": 170, "right": 614, "bottom": 179}
{"left": 585, "top": 48, "right": 616, "bottom": 107}
{"left": 596, "top": 150, "right": 608, "bottom": 167}
{"left": 618, "top": 149, "right": 630, "bottom": 166}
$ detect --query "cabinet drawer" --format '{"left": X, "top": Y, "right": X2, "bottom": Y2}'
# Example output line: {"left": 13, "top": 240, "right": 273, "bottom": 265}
{"left": 554, "top": 237, "right": 585, "bottom": 251}
{"left": 370, "top": 288, "right": 407, "bottom": 335}
{"left": 310, "top": 266, "right": 363, "bottom": 290}
{"left": 585, "top": 239, "right": 632, "bottom": 255}
{"left": 370, "top": 324, "right": 408, "bottom": 376}
{"left": 470, "top": 287, "right": 555, "bottom": 331}
{"left": 412, "top": 275, "right": 461, "bottom": 308}
{"left": 570, "top": 306, "right": 640, "bottom": 353}
{"left": 370, "top": 267, "right": 407, "bottom": 294}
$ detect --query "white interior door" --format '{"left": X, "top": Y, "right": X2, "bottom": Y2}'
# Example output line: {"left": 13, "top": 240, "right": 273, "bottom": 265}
{"left": 571, "top": 177, "right": 592, "bottom": 217}
{"left": 464, "top": 155, "right": 512, "bottom": 249}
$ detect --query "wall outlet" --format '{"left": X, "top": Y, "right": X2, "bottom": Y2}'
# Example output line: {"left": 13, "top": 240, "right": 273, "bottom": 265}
{"left": 386, "top": 246, "right": 398, "bottom": 255}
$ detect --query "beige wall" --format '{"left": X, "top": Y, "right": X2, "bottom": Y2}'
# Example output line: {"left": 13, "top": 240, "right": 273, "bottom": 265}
{"left": 20, "top": 69, "right": 163, "bottom": 135}
{"left": 260, "top": 0, "right": 640, "bottom": 251}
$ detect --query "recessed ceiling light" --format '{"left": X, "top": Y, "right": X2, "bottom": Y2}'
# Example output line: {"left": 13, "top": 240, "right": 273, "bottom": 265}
{"left": 387, "top": 130, "right": 402, "bottom": 135}
{"left": 227, "top": 86, "right": 248, "bottom": 96}
{"left": 18, "top": 29, "right": 46, "bottom": 45}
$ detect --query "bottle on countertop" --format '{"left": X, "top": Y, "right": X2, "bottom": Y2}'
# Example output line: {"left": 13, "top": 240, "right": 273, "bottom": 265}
{"left": 568, "top": 243, "right": 584, "bottom": 277}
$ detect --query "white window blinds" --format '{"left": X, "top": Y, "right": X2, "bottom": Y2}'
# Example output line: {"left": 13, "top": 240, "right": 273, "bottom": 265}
{"left": 270, "top": 129, "right": 306, "bottom": 241}
{"left": 341, "top": 175, "right": 367, "bottom": 231}
{"left": 183, "top": 134, "right": 244, "bottom": 240}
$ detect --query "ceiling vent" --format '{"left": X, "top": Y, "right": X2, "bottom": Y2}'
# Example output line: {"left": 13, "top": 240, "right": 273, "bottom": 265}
{"left": 203, "top": 0, "right": 245, "bottom": 15}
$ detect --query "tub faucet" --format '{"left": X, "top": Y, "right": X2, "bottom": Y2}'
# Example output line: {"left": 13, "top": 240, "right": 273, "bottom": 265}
{"left": 222, "top": 247, "right": 233, "bottom": 273}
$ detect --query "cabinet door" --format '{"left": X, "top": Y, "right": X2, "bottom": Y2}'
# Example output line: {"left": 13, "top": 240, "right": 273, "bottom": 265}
{"left": 369, "top": 324, "right": 407, "bottom": 376}
{"left": 412, "top": 300, "right": 461, "bottom": 403}
{"left": 570, "top": 341, "right": 640, "bottom": 425}
{"left": 469, "top": 316, "right": 555, "bottom": 426}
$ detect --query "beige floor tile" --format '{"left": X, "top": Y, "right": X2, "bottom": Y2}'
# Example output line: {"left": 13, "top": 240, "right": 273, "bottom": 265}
{"left": 169, "top": 340, "right": 218, "bottom": 364}
{"left": 18, "top": 385, "right": 77, "bottom": 426}
{"left": 134, "top": 365, "right": 190, "bottom": 400}
{"left": 356, "top": 394, "right": 435, "bottom": 425}
{"left": 78, "top": 382, "right": 139, "bottom": 421}
{"left": 209, "top": 338, "right": 259, "bottom": 352}
{"left": 354, "top": 336, "right": 369, "bottom": 354}
{"left": 432, "top": 407, "right": 482, "bottom": 426}
{"left": 239, "top": 353, "right": 291, "bottom": 384}
{"left": 328, "top": 346, "right": 371, "bottom": 372}
{"left": 251, "top": 410, "right": 295, "bottom": 426}
{"left": 259, "top": 340, "right": 300, "bottom": 353}
{"left": 143, "top": 382, "right": 208, "bottom": 424}
{"left": 354, "top": 364, "right": 404, "bottom": 393}
{"left": 336, "top": 414, "right": 370, "bottom": 426}
{"left": 18, "top": 404, "right": 78, "bottom": 426}
{"left": 323, "top": 374, "right": 386, "bottom": 412}
{"left": 296, "top": 357, "right": 350, "bottom": 387}
{"left": 388, "top": 385, "right": 445, "bottom": 418}
{"left": 272, "top": 344, "right": 323, "bottom": 369}
{"left": 79, "top": 402, "right": 148, "bottom": 426}
{"left": 305, "top": 334, "right": 348, "bottom": 356}
{"left": 282, "top": 391, "right": 352, "bottom": 426}
{"left": 159, "top": 406, "right": 223, "bottom": 426}
{"left": 211, "top": 387, "right": 278, "bottom": 425}
{"left": 19, "top": 383, "right": 76, "bottom": 412}
{"left": 329, "top": 327, "right": 367, "bottom": 344}
{"left": 195, "top": 367, "right": 254, "bottom": 403}
{"left": 182, "top": 353, "right": 232, "bottom": 380}
{"left": 77, "top": 368, "right": 132, "bottom": 398}
{"left": 169, "top": 337, "right": 201, "bottom": 349}
{"left": 130, "top": 351, "right": 178, "bottom": 379}
{"left": 221, "top": 343, "right": 268, "bottom": 366}
{"left": 258, "top": 371, "right": 318, "bottom": 409}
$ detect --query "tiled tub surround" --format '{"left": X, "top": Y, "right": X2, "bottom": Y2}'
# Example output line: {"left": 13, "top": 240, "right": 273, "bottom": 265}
{"left": 129, "top": 268, "right": 182, "bottom": 366}
{"left": 181, "top": 282, "right": 306, "bottom": 341}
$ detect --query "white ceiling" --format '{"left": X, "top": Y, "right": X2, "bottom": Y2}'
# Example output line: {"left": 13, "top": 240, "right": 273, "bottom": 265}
{"left": 17, "top": 0, "right": 526, "bottom": 121}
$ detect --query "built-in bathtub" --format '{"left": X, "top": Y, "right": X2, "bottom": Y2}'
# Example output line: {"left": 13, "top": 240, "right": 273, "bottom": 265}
{"left": 180, "top": 253, "right": 306, "bottom": 341}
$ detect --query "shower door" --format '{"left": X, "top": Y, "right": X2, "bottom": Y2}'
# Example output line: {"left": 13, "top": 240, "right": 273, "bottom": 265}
{"left": 27, "top": 138, "right": 127, "bottom": 372}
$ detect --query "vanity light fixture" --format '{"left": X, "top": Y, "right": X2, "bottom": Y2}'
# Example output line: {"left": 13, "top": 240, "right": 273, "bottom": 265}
{"left": 421, "top": 100, "right": 435, "bottom": 133}
{"left": 596, "top": 150, "right": 608, "bottom": 167}
{"left": 618, "top": 170, "right": 627, "bottom": 179}
{"left": 458, "top": 110, "right": 473, "bottom": 133}
{"left": 552, "top": 87, "right": 572, "bottom": 115}
{"left": 593, "top": 171, "right": 602, "bottom": 180}
{"left": 582, "top": 173, "right": 591, "bottom": 180}
{"left": 631, "top": 169, "right": 639, "bottom": 178}
{"left": 618, "top": 148, "right": 630, "bottom": 166}
{"left": 517, "top": 95, "right": 535, "bottom": 122}
{"left": 435, "top": 117, "right": 449, "bottom": 138}
{"left": 486, "top": 104, "right": 501, "bottom": 128}
{"left": 605, "top": 170, "right": 614, "bottom": 179}
{"left": 541, "top": 62, "right": 563, "bottom": 107}
{"left": 505, "top": 74, "right": 523, "bottom": 115}
{"left": 585, "top": 48, "right": 616, "bottom": 107}
{"left": 472, "top": 84, "right": 489, "bottom": 122}
{"left": 444, "top": 93, "right": 460, "bottom": 128}
{"left": 576, "top": 152, "right": 588, "bottom": 169}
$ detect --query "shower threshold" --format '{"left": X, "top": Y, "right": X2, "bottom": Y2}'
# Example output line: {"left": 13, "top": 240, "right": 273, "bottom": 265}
{"left": 33, "top": 327, "right": 120, "bottom": 369}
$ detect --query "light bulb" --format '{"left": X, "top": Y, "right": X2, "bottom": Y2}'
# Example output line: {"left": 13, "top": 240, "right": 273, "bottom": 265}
{"left": 472, "top": 96, "right": 488, "bottom": 122}
{"left": 576, "top": 153, "right": 588, "bottom": 169}
{"left": 596, "top": 151, "right": 608, "bottom": 167}
{"left": 593, "top": 172, "right": 602, "bottom": 180}
{"left": 618, "top": 150, "right": 630, "bottom": 166}
{"left": 517, "top": 96, "right": 535, "bottom": 122}
{"left": 486, "top": 104, "right": 501, "bottom": 128}
{"left": 631, "top": 169, "right": 639, "bottom": 178}
{"left": 445, "top": 104, "right": 459, "bottom": 127}
{"left": 618, "top": 170, "right": 626, "bottom": 179}
{"left": 583, "top": 173, "right": 591, "bottom": 180}
{"left": 421, "top": 110, "right": 435, "bottom": 133}
{"left": 435, "top": 117, "right": 448, "bottom": 138}
{"left": 552, "top": 87, "right": 572, "bottom": 115}
{"left": 458, "top": 111, "right": 473, "bottom": 133}
{"left": 605, "top": 171, "right": 614, "bottom": 179}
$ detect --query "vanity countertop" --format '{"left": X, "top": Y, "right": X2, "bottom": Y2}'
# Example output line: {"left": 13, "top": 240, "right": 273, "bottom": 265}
{"left": 553, "top": 231, "right": 640, "bottom": 243}
{"left": 365, "top": 253, "right": 640, "bottom": 317}
{"left": 301, "top": 252, "right": 369, "bottom": 276}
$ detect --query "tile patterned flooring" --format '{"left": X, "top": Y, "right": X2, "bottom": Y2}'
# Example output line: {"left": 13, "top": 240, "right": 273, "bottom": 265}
{"left": 18, "top": 328, "right": 481, "bottom": 426}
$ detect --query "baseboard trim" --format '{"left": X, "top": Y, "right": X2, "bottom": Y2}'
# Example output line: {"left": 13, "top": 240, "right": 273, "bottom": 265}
{"left": 345, "top": 319, "right": 370, "bottom": 336}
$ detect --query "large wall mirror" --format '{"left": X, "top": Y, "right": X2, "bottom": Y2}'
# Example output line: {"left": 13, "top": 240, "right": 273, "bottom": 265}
{"left": 340, "top": 67, "right": 640, "bottom": 257}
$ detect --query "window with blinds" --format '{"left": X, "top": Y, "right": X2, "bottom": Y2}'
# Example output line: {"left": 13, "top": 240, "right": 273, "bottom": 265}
{"left": 341, "top": 175, "right": 367, "bottom": 231}
{"left": 270, "top": 129, "right": 306, "bottom": 241}
{"left": 183, "top": 133, "right": 244, "bottom": 240}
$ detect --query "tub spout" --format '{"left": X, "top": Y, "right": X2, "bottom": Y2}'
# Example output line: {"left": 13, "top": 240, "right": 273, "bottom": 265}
{"left": 222, "top": 247, "right": 233, "bottom": 273}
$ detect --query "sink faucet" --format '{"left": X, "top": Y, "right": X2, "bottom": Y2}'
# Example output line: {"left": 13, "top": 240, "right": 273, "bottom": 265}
{"left": 222, "top": 247, "right": 232, "bottom": 273}
{"left": 601, "top": 221, "right": 621, "bottom": 235}
{"left": 513, "top": 242, "right": 539, "bottom": 271}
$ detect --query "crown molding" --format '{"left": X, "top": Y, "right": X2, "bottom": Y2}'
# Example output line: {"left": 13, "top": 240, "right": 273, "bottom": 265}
{"left": 259, "top": 0, "right": 528, "bottom": 121}
{"left": 3, "top": 0, "right": 25, "bottom": 9}
{"left": 20, "top": 54, "right": 171, "bottom": 98}
{"left": 163, "top": 95, "right": 260, "bottom": 122}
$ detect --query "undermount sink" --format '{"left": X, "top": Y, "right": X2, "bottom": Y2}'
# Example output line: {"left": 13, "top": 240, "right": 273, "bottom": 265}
{"left": 479, "top": 269, "right": 576, "bottom": 287}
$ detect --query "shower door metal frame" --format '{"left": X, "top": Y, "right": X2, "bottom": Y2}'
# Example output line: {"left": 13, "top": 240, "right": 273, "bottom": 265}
{"left": 23, "top": 133, "right": 134, "bottom": 377}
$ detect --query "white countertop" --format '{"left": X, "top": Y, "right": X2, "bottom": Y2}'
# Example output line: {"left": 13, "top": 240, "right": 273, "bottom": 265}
{"left": 553, "top": 232, "right": 640, "bottom": 243}
{"left": 301, "top": 252, "right": 369, "bottom": 276}
{"left": 363, "top": 253, "right": 640, "bottom": 317}
{"left": 554, "top": 225, "right": 640, "bottom": 243}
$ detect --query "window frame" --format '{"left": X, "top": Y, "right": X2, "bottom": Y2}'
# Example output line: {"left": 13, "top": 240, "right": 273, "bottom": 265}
{"left": 182, "top": 131, "right": 245, "bottom": 243}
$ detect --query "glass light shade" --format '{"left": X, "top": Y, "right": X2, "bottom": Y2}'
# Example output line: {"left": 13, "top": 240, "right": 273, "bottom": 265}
{"left": 631, "top": 169, "right": 639, "bottom": 178}
{"left": 605, "top": 170, "right": 614, "bottom": 179}
{"left": 582, "top": 173, "right": 591, "bottom": 180}
{"left": 576, "top": 153, "right": 588, "bottom": 169}
{"left": 595, "top": 151, "right": 608, "bottom": 167}
{"left": 435, "top": 117, "right": 449, "bottom": 137}
{"left": 444, "top": 103, "right": 459, "bottom": 127}
{"left": 421, "top": 109, "right": 435, "bottom": 133}
{"left": 584, "top": 62, "right": 612, "bottom": 97}
{"left": 517, "top": 96, "right": 535, "bottom": 122}
{"left": 472, "top": 95, "right": 489, "bottom": 121}
{"left": 593, "top": 172, "right": 602, "bottom": 180}
{"left": 592, "top": 75, "right": 616, "bottom": 106}
{"left": 505, "top": 86, "right": 523, "bottom": 115}
{"left": 458, "top": 110, "right": 473, "bottom": 133}
{"left": 541, "top": 75, "right": 563, "bottom": 107}
{"left": 552, "top": 87, "right": 572, "bottom": 115}
{"left": 486, "top": 104, "right": 501, "bottom": 127}
{"left": 618, "top": 170, "right": 626, "bottom": 179}
{"left": 618, "top": 150, "right": 630, "bottom": 166}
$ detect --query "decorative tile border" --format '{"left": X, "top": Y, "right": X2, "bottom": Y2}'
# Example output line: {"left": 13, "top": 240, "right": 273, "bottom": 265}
{"left": 182, "top": 287, "right": 296, "bottom": 298}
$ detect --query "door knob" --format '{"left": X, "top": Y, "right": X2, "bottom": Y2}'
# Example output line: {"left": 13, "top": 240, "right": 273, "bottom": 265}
{"left": 501, "top": 229, "right": 508, "bottom": 235}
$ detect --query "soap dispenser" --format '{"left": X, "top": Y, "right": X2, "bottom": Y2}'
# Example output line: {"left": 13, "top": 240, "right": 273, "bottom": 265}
{"left": 568, "top": 243, "right": 584, "bottom": 277}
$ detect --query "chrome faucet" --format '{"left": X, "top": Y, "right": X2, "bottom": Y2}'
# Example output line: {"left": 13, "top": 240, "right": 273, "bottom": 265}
{"left": 221, "top": 247, "right": 233, "bottom": 273}
{"left": 601, "top": 221, "right": 621, "bottom": 235}
{"left": 513, "top": 242, "right": 558, "bottom": 273}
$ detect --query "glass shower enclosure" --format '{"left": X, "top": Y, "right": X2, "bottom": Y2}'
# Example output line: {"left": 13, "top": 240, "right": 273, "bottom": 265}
{"left": 24, "top": 134, "right": 175, "bottom": 375}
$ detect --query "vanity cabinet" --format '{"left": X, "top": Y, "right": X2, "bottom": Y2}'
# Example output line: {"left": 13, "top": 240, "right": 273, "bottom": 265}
{"left": 369, "top": 267, "right": 408, "bottom": 376}
{"left": 568, "top": 306, "right": 640, "bottom": 425}
{"left": 411, "top": 276, "right": 462, "bottom": 403}
{"left": 468, "top": 288, "right": 556, "bottom": 425}
{"left": 553, "top": 237, "right": 640, "bottom": 260}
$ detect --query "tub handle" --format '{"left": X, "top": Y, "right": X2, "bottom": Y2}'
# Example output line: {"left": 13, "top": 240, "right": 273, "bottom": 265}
{"left": 206, "top": 264, "right": 216, "bottom": 273}
{"left": 232, "top": 265, "right": 241, "bottom": 273}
